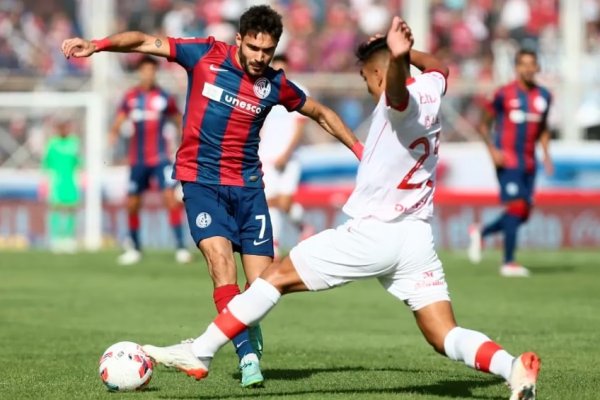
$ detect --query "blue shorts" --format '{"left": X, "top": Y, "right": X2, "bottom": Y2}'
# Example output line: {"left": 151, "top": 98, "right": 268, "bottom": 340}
{"left": 182, "top": 182, "right": 274, "bottom": 257}
{"left": 496, "top": 168, "right": 535, "bottom": 203}
{"left": 128, "top": 162, "right": 176, "bottom": 195}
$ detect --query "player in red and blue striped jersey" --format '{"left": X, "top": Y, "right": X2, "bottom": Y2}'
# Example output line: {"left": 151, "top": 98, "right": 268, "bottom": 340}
{"left": 62, "top": 4, "right": 362, "bottom": 388}
{"left": 109, "top": 56, "right": 191, "bottom": 266}
{"left": 469, "top": 49, "right": 553, "bottom": 277}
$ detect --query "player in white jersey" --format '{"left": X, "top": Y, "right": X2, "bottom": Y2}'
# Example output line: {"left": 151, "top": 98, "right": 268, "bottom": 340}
{"left": 259, "top": 54, "right": 309, "bottom": 258}
{"left": 142, "top": 18, "right": 541, "bottom": 400}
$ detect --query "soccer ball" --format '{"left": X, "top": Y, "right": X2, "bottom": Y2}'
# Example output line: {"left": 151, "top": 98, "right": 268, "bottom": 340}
{"left": 98, "top": 341, "right": 153, "bottom": 391}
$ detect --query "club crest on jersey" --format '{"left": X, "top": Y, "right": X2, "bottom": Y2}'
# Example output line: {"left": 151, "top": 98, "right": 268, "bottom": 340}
{"left": 253, "top": 78, "right": 271, "bottom": 99}
{"left": 196, "top": 212, "right": 212, "bottom": 228}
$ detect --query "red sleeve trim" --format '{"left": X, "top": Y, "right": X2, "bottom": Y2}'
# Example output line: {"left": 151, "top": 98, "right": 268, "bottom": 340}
{"left": 423, "top": 68, "right": 448, "bottom": 95}
{"left": 386, "top": 94, "right": 409, "bottom": 112}
{"left": 167, "top": 37, "right": 177, "bottom": 61}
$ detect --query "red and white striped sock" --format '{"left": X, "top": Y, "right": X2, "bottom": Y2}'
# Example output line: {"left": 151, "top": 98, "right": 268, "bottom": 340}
{"left": 443, "top": 327, "right": 514, "bottom": 381}
{"left": 191, "top": 278, "right": 281, "bottom": 358}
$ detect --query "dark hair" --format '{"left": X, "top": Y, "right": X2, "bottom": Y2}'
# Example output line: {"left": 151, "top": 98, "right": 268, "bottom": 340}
{"left": 272, "top": 54, "right": 288, "bottom": 64}
{"left": 137, "top": 55, "right": 159, "bottom": 69}
{"left": 355, "top": 36, "right": 389, "bottom": 63}
{"left": 239, "top": 5, "right": 283, "bottom": 42}
{"left": 515, "top": 49, "right": 537, "bottom": 65}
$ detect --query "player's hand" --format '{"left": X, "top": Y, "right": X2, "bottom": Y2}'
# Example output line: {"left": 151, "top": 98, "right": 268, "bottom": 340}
{"left": 489, "top": 147, "right": 504, "bottom": 168}
{"left": 386, "top": 17, "right": 414, "bottom": 59}
{"left": 543, "top": 157, "right": 554, "bottom": 176}
{"left": 61, "top": 37, "right": 96, "bottom": 59}
{"left": 274, "top": 155, "right": 288, "bottom": 172}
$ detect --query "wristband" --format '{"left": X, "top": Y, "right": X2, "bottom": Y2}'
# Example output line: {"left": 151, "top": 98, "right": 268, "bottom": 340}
{"left": 91, "top": 38, "right": 112, "bottom": 52}
{"left": 351, "top": 141, "right": 364, "bottom": 161}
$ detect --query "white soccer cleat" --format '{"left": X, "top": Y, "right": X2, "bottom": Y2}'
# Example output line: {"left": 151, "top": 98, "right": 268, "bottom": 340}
{"left": 117, "top": 249, "right": 141, "bottom": 266}
{"left": 175, "top": 248, "right": 192, "bottom": 264}
{"left": 467, "top": 224, "right": 482, "bottom": 264}
{"left": 500, "top": 263, "right": 531, "bottom": 277}
{"left": 142, "top": 342, "right": 210, "bottom": 380}
{"left": 508, "top": 352, "right": 540, "bottom": 400}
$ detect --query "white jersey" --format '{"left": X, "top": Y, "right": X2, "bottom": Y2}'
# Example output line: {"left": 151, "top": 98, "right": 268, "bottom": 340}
{"left": 343, "top": 71, "right": 447, "bottom": 222}
{"left": 259, "top": 83, "right": 309, "bottom": 164}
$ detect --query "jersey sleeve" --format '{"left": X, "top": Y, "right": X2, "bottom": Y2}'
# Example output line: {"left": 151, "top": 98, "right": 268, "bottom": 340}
{"left": 541, "top": 91, "right": 552, "bottom": 128}
{"left": 487, "top": 88, "right": 504, "bottom": 117}
{"left": 165, "top": 94, "right": 180, "bottom": 116}
{"left": 118, "top": 94, "right": 130, "bottom": 115}
{"left": 278, "top": 74, "right": 307, "bottom": 112}
{"left": 422, "top": 69, "right": 448, "bottom": 96}
{"left": 167, "top": 36, "right": 216, "bottom": 70}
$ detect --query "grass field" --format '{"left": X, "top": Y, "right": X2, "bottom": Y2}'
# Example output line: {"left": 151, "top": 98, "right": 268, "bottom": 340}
{"left": 1, "top": 249, "right": 599, "bottom": 399}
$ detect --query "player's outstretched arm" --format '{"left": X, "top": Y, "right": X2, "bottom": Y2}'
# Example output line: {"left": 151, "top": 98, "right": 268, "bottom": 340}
{"left": 299, "top": 97, "right": 363, "bottom": 160}
{"left": 61, "top": 31, "right": 170, "bottom": 59}
{"left": 409, "top": 49, "right": 449, "bottom": 77}
{"left": 385, "top": 17, "right": 413, "bottom": 109}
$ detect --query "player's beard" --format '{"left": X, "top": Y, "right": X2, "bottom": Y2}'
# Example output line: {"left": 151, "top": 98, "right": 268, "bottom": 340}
{"left": 239, "top": 51, "right": 265, "bottom": 77}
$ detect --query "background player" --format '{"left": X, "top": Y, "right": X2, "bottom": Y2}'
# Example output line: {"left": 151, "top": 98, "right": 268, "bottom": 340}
{"left": 42, "top": 118, "right": 80, "bottom": 253}
{"left": 109, "top": 56, "right": 191, "bottom": 266}
{"left": 469, "top": 49, "right": 553, "bottom": 277}
{"left": 258, "top": 54, "right": 309, "bottom": 258}
{"left": 142, "top": 18, "right": 541, "bottom": 400}
{"left": 62, "top": 4, "right": 362, "bottom": 388}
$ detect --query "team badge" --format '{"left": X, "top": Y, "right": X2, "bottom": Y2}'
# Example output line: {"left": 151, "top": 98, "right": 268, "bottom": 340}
{"left": 533, "top": 96, "right": 548, "bottom": 112}
{"left": 151, "top": 96, "right": 167, "bottom": 111}
{"left": 253, "top": 78, "right": 271, "bottom": 99}
{"left": 196, "top": 212, "right": 212, "bottom": 228}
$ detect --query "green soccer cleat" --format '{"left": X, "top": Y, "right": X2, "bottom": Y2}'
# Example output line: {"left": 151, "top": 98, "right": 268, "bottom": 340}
{"left": 239, "top": 354, "right": 264, "bottom": 388}
{"left": 248, "top": 324, "right": 263, "bottom": 359}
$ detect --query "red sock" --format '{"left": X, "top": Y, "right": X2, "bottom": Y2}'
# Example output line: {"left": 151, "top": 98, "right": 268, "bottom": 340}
{"left": 213, "top": 284, "right": 240, "bottom": 313}
{"left": 168, "top": 206, "right": 183, "bottom": 226}
{"left": 474, "top": 341, "right": 503, "bottom": 373}
{"left": 128, "top": 212, "right": 140, "bottom": 230}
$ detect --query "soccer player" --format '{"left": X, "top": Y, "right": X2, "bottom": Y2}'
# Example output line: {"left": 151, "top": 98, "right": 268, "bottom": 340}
{"left": 42, "top": 118, "right": 80, "bottom": 253}
{"left": 109, "top": 55, "right": 191, "bottom": 266}
{"left": 141, "top": 18, "right": 541, "bottom": 400}
{"left": 258, "top": 54, "right": 309, "bottom": 258}
{"left": 61, "top": 5, "right": 362, "bottom": 388}
{"left": 468, "top": 49, "right": 553, "bottom": 277}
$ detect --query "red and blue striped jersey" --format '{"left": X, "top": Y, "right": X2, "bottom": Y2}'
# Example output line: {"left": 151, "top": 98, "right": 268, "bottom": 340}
{"left": 488, "top": 80, "right": 552, "bottom": 172}
{"left": 167, "top": 36, "right": 307, "bottom": 187}
{"left": 118, "top": 86, "right": 180, "bottom": 166}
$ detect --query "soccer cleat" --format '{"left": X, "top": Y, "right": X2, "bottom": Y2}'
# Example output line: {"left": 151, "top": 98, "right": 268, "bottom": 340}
{"left": 117, "top": 249, "right": 141, "bottom": 266}
{"left": 467, "top": 224, "right": 482, "bottom": 264}
{"left": 248, "top": 325, "right": 264, "bottom": 359}
{"left": 175, "top": 248, "right": 192, "bottom": 264}
{"left": 142, "top": 343, "right": 210, "bottom": 380}
{"left": 500, "top": 263, "right": 531, "bottom": 277}
{"left": 239, "top": 354, "right": 264, "bottom": 388}
{"left": 508, "top": 352, "right": 540, "bottom": 400}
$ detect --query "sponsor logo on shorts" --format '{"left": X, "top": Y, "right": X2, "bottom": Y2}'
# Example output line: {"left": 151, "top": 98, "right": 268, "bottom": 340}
{"left": 253, "top": 238, "right": 270, "bottom": 246}
{"left": 505, "top": 182, "right": 519, "bottom": 196}
{"left": 414, "top": 270, "right": 445, "bottom": 290}
{"left": 196, "top": 212, "right": 212, "bottom": 228}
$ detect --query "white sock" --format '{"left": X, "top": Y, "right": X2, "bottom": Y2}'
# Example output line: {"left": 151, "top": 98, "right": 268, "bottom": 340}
{"left": 289, "top": 203, "right": 304, "bottom": 225}
{"left": 191, "top": 278, "right": 281, "bottom": 359}
{"left": 443, "top": 327, "right": 514, "bottom": 381}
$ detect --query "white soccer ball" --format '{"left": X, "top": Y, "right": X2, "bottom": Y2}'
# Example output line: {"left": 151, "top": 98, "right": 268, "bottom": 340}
{"left": 98, "top": 341, "right": 153, "bottom": 391}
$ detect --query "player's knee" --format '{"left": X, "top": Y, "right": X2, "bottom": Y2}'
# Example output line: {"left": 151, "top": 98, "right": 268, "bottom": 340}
{"left": 126, "top": 196, "right": 141, "bottom": 213}
{"left": 506, "top": 199, "right": 531, "bottom": 221}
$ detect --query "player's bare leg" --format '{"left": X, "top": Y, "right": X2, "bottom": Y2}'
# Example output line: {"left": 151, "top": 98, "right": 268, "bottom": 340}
{"left": 163, "top": 188, "right": 191, "bottom": 264}
{"left": 414, "top": 301, "right": 540, "bottom": 399}
{"left": 118, "top": 194, "right": 142, "bottom": 265}
{"left": 199, "top": 237, "right": 264, "bottom": 387}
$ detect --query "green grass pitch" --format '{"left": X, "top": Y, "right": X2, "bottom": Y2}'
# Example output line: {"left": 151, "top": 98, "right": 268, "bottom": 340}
{"left": 1, "top": 250, "right": 599, "bottom": 399}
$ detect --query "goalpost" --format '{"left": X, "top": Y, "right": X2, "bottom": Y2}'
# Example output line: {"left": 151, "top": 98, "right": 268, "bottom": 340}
{"left": 0, "top": 92, "right": 104, "bottom": 250}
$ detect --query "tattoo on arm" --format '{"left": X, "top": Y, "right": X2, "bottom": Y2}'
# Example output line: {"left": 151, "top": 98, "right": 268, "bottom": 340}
{"left": 155, "top": 38, "right": 162, "bottom": 48}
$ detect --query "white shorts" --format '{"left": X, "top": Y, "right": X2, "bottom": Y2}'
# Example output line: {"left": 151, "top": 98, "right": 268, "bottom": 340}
{"left": 289, "top": 217, "right": 450, "bottom": 311}
{"left": 262, "top": 160, "right": 301, "bottom": 199}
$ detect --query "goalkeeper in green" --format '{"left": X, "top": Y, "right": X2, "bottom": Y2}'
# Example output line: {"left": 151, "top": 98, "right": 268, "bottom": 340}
{"left": 42, "top": 119, "right": 81, "bottom": 253}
